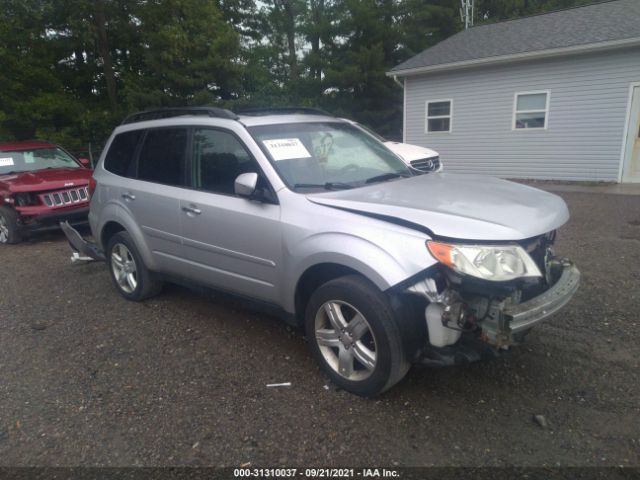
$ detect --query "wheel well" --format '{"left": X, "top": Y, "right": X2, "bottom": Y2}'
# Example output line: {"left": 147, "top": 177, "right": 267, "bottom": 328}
{"left": 295, "top": 263, "right": 428, "bottom": 360}
{"left": 294, "top": 263, "right": 361, "bottom": 325}
{"left": 100, "top": 221, "right": 125, "bottom": 249}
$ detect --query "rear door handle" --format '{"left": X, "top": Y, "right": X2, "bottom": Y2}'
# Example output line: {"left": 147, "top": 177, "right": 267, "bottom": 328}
{"left": 182, "top": 205, "right": 202, "bottom": 215}
{"left": 122, "top": 192, "right": 136, "bottom": 201}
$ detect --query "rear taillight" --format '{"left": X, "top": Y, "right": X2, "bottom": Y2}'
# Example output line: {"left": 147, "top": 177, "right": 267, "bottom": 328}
{"left": 88, "top": 177, "right": 97, "bottom": 198}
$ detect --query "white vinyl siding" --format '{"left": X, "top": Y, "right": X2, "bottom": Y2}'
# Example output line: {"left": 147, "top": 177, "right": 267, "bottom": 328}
{"left": 403, "top": 47, "right": 640, "bottom": 181}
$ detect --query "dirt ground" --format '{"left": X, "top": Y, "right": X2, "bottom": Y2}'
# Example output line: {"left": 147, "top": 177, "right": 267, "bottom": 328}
{"left": 0, "top": 189, "right": 638, "bottom": 468}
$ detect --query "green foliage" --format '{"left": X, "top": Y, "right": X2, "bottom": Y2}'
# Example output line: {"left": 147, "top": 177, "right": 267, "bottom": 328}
{"left": 0, "top": 1, "right": 72, "bottom": 140}
{"left": 0, "top": 0, "right": 598, "bottom": 152}
{"left": 397, "top": 0, "right": 459, "bottom": 59}
{"left": 121, "top": 0, "right": 241, "bottom": 109}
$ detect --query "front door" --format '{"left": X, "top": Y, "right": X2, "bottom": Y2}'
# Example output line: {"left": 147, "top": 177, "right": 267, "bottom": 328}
{"left": 622, "top": 85, "right": 640, "bottom": 183}
{"left": 180, "top": 127, "right": 282, "bottom": 304}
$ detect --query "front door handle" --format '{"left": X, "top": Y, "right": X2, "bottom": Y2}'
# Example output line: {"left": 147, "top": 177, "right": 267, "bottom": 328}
{"left": 182, "top": 205, "right": 202, "bottom": 215}
{"left": 122, "top": 192, "right": 136, "bottom": 201}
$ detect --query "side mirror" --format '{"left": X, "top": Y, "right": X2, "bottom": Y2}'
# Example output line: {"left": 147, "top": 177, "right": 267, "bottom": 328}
{"left": 234, "top": 172, "right": 259, "bottom": 198}
{"left": 79, "top": 158, "right": 91, "bottom": 168}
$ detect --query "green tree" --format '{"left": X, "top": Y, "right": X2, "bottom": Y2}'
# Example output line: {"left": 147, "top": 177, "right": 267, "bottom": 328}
{"left": 0, "top": 0, "right": 602, "bottom": 153}
{"left": 319, "top": 0, "right": 403, "bottom": 137}
{"left": 0, "top": 1, "right": 76, "bottom": 141}
{"left": 396, "top": 0, "right": 459, "bottom": 59}
{"left": 121, "top": 0, "right": 241, "bottom": 109}
{"left": 297, "top": 0, "right": 339, "bottom": 99}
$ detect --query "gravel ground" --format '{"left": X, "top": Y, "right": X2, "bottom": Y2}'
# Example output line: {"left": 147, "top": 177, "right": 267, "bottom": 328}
{"left": 0, "top": 190, "right": 639, "bottom": 468}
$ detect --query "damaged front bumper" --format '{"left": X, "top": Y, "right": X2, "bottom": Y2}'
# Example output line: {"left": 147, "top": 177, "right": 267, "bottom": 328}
{"left": 59, "top": 220, "right": 105, "bottom": 262}
{"left": 18, "top": 207, "right": 89, "bottom": 234}
{"left": 483, "top": 261, "right": 580, "bottom": 347}
{"left": 407, "top": 259, "right": 580, "bottom": 366}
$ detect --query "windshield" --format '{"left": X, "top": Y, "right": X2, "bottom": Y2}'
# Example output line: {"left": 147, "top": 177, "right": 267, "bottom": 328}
{"left": 355, "top": 123, "right": 387, "bottom": 142}
{"left": 0, "top": 147, "right": 80, "bottom": 175}
{"left": 249, "top": 122, "right": 411, "bottom": 190}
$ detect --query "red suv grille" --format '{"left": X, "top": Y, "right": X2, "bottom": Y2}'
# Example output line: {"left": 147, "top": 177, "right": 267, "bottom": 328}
{"left": 41, "top": 187, "right": 89, "bottom": 207}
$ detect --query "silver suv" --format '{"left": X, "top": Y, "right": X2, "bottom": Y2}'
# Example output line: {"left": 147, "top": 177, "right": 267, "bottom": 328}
{"left": 63, "top": 107, "right": 580, "bottom": 396}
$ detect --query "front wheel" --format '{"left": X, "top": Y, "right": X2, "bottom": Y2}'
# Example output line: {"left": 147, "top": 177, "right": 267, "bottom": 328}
{"left": 305, "top": 275, "right": 410, "bottom": 396}
{"left": 0, "top": 206, "right": 22, "bottom": 244}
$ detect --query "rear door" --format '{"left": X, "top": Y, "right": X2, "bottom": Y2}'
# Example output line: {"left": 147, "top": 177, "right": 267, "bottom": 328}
{"left": 115, "top": 127, "right": 190, "bottom": 272}
{"left": 179, "top": 127, "right": 282, "bottom": 303}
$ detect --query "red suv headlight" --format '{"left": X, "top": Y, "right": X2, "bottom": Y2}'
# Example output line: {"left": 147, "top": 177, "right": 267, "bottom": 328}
{"left": 13, "top": 192, "right": 39, "bottom": 206}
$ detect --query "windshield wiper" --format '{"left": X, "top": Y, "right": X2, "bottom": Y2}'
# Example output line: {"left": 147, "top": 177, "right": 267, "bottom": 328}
{"left": 294, "top": 182, "right": 354, "bottom": 190}
{"left": 364, "top": 172, "right": 409, "bottom": 184}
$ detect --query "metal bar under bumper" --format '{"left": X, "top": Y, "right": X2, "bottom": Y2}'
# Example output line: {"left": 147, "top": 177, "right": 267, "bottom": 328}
{"left": 59, "top": 220, "right": 105, "bottom": 262}
{"left": 503, "top": 264, "right": 581, "bottom": 334}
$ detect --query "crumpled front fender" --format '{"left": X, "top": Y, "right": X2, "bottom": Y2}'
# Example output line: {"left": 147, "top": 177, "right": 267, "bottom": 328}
{"left": 282, "top": 231, "right": 434, "bottom": 313}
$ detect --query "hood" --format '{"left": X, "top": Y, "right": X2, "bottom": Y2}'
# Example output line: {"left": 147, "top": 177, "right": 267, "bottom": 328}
{"left": 384, "top": 141, "right": 439, "bottom": 161}
{"left": 0, "top": 167, "right": 92, "bottom": 193}
{"left": 307, "top": 173, "right": 569, "bottom": 241}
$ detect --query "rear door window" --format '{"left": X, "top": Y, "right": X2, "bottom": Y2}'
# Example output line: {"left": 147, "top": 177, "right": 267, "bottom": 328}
{"left": 137, "top": 128, "right": 188, "bottom": 186}
{"left": 104, "top": 130, "right": 143, "bottom": 177}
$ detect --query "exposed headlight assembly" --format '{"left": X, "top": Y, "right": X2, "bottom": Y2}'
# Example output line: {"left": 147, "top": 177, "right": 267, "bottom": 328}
{"left": 427, "top": 240, "right": 542, "bottom": 282}
{"left": 13, "top": 192, "right": 38, "bottom": 207}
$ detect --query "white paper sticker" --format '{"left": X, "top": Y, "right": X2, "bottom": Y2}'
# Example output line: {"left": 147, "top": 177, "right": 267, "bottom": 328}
{"left": 0, "top": 157, "right": 14, "bottom": 167}
{"left": 263, "top": 138, "right": 311, "bottom": 161}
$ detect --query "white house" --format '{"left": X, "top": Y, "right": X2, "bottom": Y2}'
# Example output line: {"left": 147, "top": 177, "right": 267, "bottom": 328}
{"left": 388, "top": 0, "right": 640, "bottom": 182}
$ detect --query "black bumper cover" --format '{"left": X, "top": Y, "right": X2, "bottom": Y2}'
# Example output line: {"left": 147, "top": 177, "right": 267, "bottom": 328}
{"left": 20, "top": 207, "right": 89, "bottom": 234}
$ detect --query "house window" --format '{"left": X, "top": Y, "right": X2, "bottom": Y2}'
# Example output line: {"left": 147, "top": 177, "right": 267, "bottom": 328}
{"left": 426, "top": 100, "right": 452, "bottom": 133}
{"left": 513, "top": 91, "right": 549, "bottom": 129}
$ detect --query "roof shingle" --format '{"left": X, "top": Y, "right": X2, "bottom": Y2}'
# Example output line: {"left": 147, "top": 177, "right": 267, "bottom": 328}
{"left": 391, "top": 0, "right": 640, "bottom": 74}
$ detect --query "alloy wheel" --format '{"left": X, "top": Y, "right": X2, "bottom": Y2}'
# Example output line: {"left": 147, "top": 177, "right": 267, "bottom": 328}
{"left": 314, "top": 300, "right": 377, "bottom": 381}
{"left": 0, "top": 214, "right": 8, "bottom": 244}
{"left": 111, "top": 243, "right": 138, "bottom": 293}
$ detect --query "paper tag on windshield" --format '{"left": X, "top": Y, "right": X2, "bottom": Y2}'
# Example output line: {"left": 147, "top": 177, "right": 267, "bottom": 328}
{"left": 263, "top": 138, "right": 311, "bottom": 161}
{"left": 0, "top": 157, "right": 14, "bottom": 167}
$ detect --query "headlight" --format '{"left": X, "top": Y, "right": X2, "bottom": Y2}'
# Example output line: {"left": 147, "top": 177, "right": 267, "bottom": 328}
{"left": 426, "top": 240, "right": 542, "bottom": 281}
{"left": 13, "top": 192, "right": 38, "bottom": 206}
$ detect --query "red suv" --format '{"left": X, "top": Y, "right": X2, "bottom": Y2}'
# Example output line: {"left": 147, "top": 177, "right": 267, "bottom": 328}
{"left": 0, "top": 141, "right": 93, "bottom": 244}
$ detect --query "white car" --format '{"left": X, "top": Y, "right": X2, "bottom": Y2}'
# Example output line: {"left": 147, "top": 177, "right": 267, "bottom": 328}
{"left": 383, "top": 141, "right": 441, "bottom": 173}
{"left": 343, "top": 119, "right": 442, "bottom": 173}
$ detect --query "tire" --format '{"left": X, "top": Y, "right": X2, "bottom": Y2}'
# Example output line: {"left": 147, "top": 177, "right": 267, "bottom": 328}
{"left": 0, "top": 206, "right": 22, "bottom": 245}
{"left": 106, "top": 231, "right": 163, "bottom": 301}
{"left": 305, "top": 274, "right": 410, "bottom": 397}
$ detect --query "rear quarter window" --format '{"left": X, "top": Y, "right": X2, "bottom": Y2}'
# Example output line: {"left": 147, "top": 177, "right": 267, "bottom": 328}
{"left": 137, "top": 128, "right": 188, "bottom": 187}
{"left": 104, "top": 130, "right": 143, "bottom": 177}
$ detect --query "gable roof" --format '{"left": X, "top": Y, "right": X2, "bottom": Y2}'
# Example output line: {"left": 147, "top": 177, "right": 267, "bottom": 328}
{"left": 390, "top": 0, "right": 640, "bottom": 77}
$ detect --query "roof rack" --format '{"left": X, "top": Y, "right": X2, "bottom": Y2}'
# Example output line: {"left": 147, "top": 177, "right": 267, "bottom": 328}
{"left": 237, "top": 107, "right": 332, "bottom": 117}
{"left": 121, "top": 106, "right": 239, "bottom": 125}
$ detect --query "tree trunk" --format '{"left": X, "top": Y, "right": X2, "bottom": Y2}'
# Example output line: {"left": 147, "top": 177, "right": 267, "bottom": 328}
{"left": 282, "top": 0, "right": 298, "bottom": 81}
{"left": 94, "top": 0, "right": 117, "bottom": 111}
{"left": 310, "top": 0, "right": 323, "bottom": 80}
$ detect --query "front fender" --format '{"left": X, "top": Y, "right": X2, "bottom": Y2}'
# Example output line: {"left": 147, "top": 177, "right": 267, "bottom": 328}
{"left": 282, "top": 232, "right": 426, "bottom": 313}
